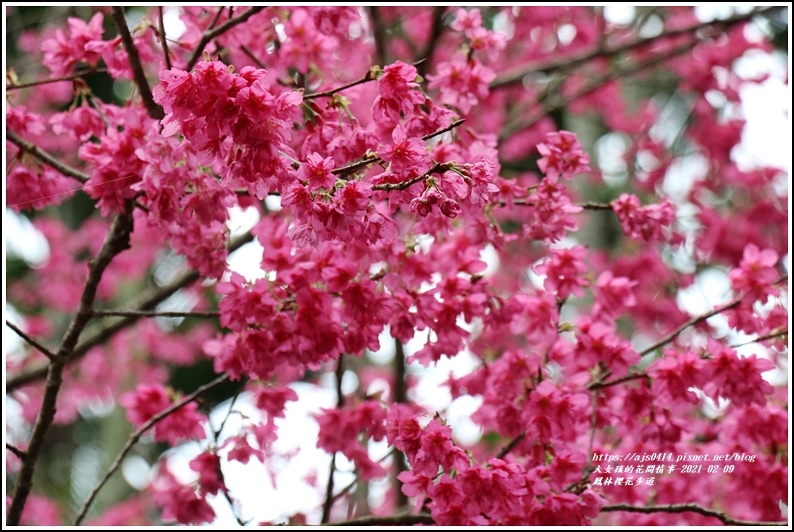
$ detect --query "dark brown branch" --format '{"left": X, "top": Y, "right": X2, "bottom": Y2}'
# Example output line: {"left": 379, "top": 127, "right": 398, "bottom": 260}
{"left": 157, "top": 7, "right": 172, "bottom": 71}
{"left": 6, "top": 321, "right": 57, "bottom": 361}
{"left": 511, "top": 199, "right": 613, "bottom": 210}
{"left": 304, "top": 70, "right": 377, "bottom": 100}
{"left": 372, "top": 162, "right": 451, "bottom": 191}
{"left": 91, "top": 309, "right": 220, "bottom": 319}
{"left": 590, "top": 372, "right": 650, "bottom": 390}
{"left": 416, "top": 6, "right": 447, "bottom": 77}
{"left": 73, "top": 373, "right": 230, "bottom": 524}
{"left": 639, "top": 277, "right": 786, "bottom": 358}
{"left": 423, "top": 118, "right": 466, "bottom": 142}
{"left": 392, "top": 339, "right": 408, "bottom": 510}
{"left": 111, "top": 7, "right": 164, "bottom": 120}
{"left": 7, "top": 130, "right": 89, "bottom": 183}
{"left": 321, "top": 356, "right": 347, "bottom": 524}
{"left": 491, "top": 6, "right": 782, "bottom": 89}
{"left": 6, "top": 443, "right": 26, "bottom": 460}
{"left": 6, "top": 68, "right": 108, "bottom": 91}
{"left": 601, "top": 503, "right": 788, "bottom": 526}
{"left": 331, "top": 119, "right": 465, "bottom": 177}
{"left": 6, "top": 232, "right": 254, "bottom": 393}
{"left": 590, "top": 275, "right": 787, "bottom": 390}
{"left": 8, "top": 201, "right": 135, "bottom": 526}
{"left": 730, "top": 328, "right": 787, "bottom": 349}
{"left": 185, "top": 7, "right": 267, "bottom": 71}
{"left": 239, "top": 44, "right": 268, "bottom": 70}
{"left": 368, "top": 7, "right": 388, "bottom": 67}
{"left": 497, "top": 432, "right": 525, "bottom": 459}
{"left": 207, "top": 5, "right": 225, "bottom": 32}
{"left": 330, "top": 512, "right": 435, "bottom": 526}
{"left": 639, "top": 296, "right": 743, "bottom": 357}
{"left": 304, "top": 58, "right": 426, "bottom": 101}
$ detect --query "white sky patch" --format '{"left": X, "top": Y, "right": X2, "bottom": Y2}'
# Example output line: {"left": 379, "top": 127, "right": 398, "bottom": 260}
{"left": 5, "top": 210, "right": 49, "bottom": 266}
{"left": 604, "top": 6, "right": 636, "bottom": 26}
{"left": 226, "top": 241, "right": 266, "bottom": 282}
{"left": 227, "top": 205, "right": 260, "bottom": 239}
{"left": 162, "top": 6, "right": 186, "bottom": 40}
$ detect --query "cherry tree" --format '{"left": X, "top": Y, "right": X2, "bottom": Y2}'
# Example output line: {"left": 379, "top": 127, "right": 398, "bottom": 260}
{"left": 4, "top": 5, "right": 789, "bottom": 526}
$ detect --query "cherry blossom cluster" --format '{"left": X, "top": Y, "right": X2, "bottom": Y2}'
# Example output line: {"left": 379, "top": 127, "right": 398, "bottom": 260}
{"left": 5, "top": 5, "right": 787, "bottom": 528}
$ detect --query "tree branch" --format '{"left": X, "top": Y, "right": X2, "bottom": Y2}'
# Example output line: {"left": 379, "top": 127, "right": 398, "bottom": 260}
{"left": 111, "top": 7, "right": 164, "bottom": 120}
{"left": 321, "top": 356, "right": 346, "bottom": 524}
{"left": 7, "top": 201, "right": 135, "bottom": 526}
{"left": 6, "top": 321, "right": 57, "bottom": 361}
{"left": 6, "top": 68, "right": 107, "bottom": 91}
{"left": 91, "top": 309, "right": 220, "bottom": 319}
{"left": 510, "top": 199, "right": 613, "bottom": 210}
{"left": 239, "top": 44, "right": 268, "bottom": 70}
{"left": 157, "top": 7, "right": 172, "bottom": 71}
{"left": 416, "top": 6, "right": 447, "bottom": 78}
{"left": 73, "top": 373, "right": 230, "bottom": 524}
{"left": 185, "top": 7, "right": 267, "bottom": 71}
{"left": 638, "top": 276, "right": 787, "bottom": 358}
{"left": 589, "top": 276, "right": 787, "bottom": 390}
{"left": 368, "top": 7, "right": 388, "bottom": 67}
{"left": 372, "top": 162, "right": 451, "bottom": 191}
{"left": 6, "top": 232, "right": 254, "bottom": 392}
{"left": 304, "top": 70, "right": 377, "bottom": 100}
{"left": 7, "top": 130, "right": 89, "bottom": 183}
{"left": 497, "top": 432, "right": 525, "bottom": 459}
{"left": 331, "top": 119, "right": 465, "bottom": 177}
{"left": 730, "top": 328, "right": 787, "bottom": 349}
{"left": 490, "top": 6, "right": 782, "bottom": 89}
{"left": 392, "top": 339, "right": 408, "bottom": 510}
{"left": 330, "top": 512, "right": 435, "bottom": 526}
{"left": 601, "top": 503, "right": 788, "bottom": 526}
{"left": 6, "top": 443, "right": 26, "bottom": 460}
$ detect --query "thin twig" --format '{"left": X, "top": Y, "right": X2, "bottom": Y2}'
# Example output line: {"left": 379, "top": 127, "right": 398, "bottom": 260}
{"left": 330, "top": 449, "right": 396, "bottom": 504}
{"left": 239, "top": 44, "right": 268, "bottom": 70}
{"left": 73, "top": 373, "right": 230, "bottom": 524}
{"left": 207, "top": 5, "right": 225, "bottom": 32}
{"left": 416, "top": 6, "right": 447, "bottom": 77}
{"left": 372, "top": 162, "right": 451, "bottom": 191}
{"left": 6, "top": 68, "right": 108, "bottom": 91}
{"left": 7, "top": 202, "right": 135, "bottom": 526}
{"left": 304, "top": 70, "right": 377, "bottom": 100}
{"left": 423, "top": 118, "right": 466, "bottom": 142}
{"left": 6, "top": 321, "right": 57, "bottom": 361}
{"left": 331, "top": 119, "right": 465, "bottom": 177}
{"left": 7, "top": 130, "right": 89, "bottom": 183}
{"left": 589, "top": 372, "right": 650, "bottom": 390}
{"left": 496, "top": 432, "right": 525, "bottom": 459}
{"left": 638, "top": 296, "right": 742, "bottom": 357}
{"left": 6, "top": 232, "right": 254, "bottom": 392}
{"left": 589, "top": 276, "right": 787, "bottom": 390}
{"left": 601, "top": 503, "right": 788, "bottom": 526}
{"left": 157, "top": 7, "right": 172, "bottom": 71}
{"left": 111, "top": 7, "right": 164, "bottom": 120}
{"left": 510, "top": 199, "right": 613, "bottom": 210}
{"left": 321, "top": 356, "right": 347, "bottom": 524}
{"left": 6, "top": 443, "right": 26, "bottom": 459}
{"left": 185, "top": 7, "right": 267, "bottom": 70}
{"left": 329, "top": 512, "right": 435, "bottom": 526}
{"left": 91, "top": 309, "right": 220, "bottom": 319}
{"left": 730, "top": 328, "right": 787, "bottom": 349}
{"left": 490, "top": 6, "right": 782, "bottom": 89}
